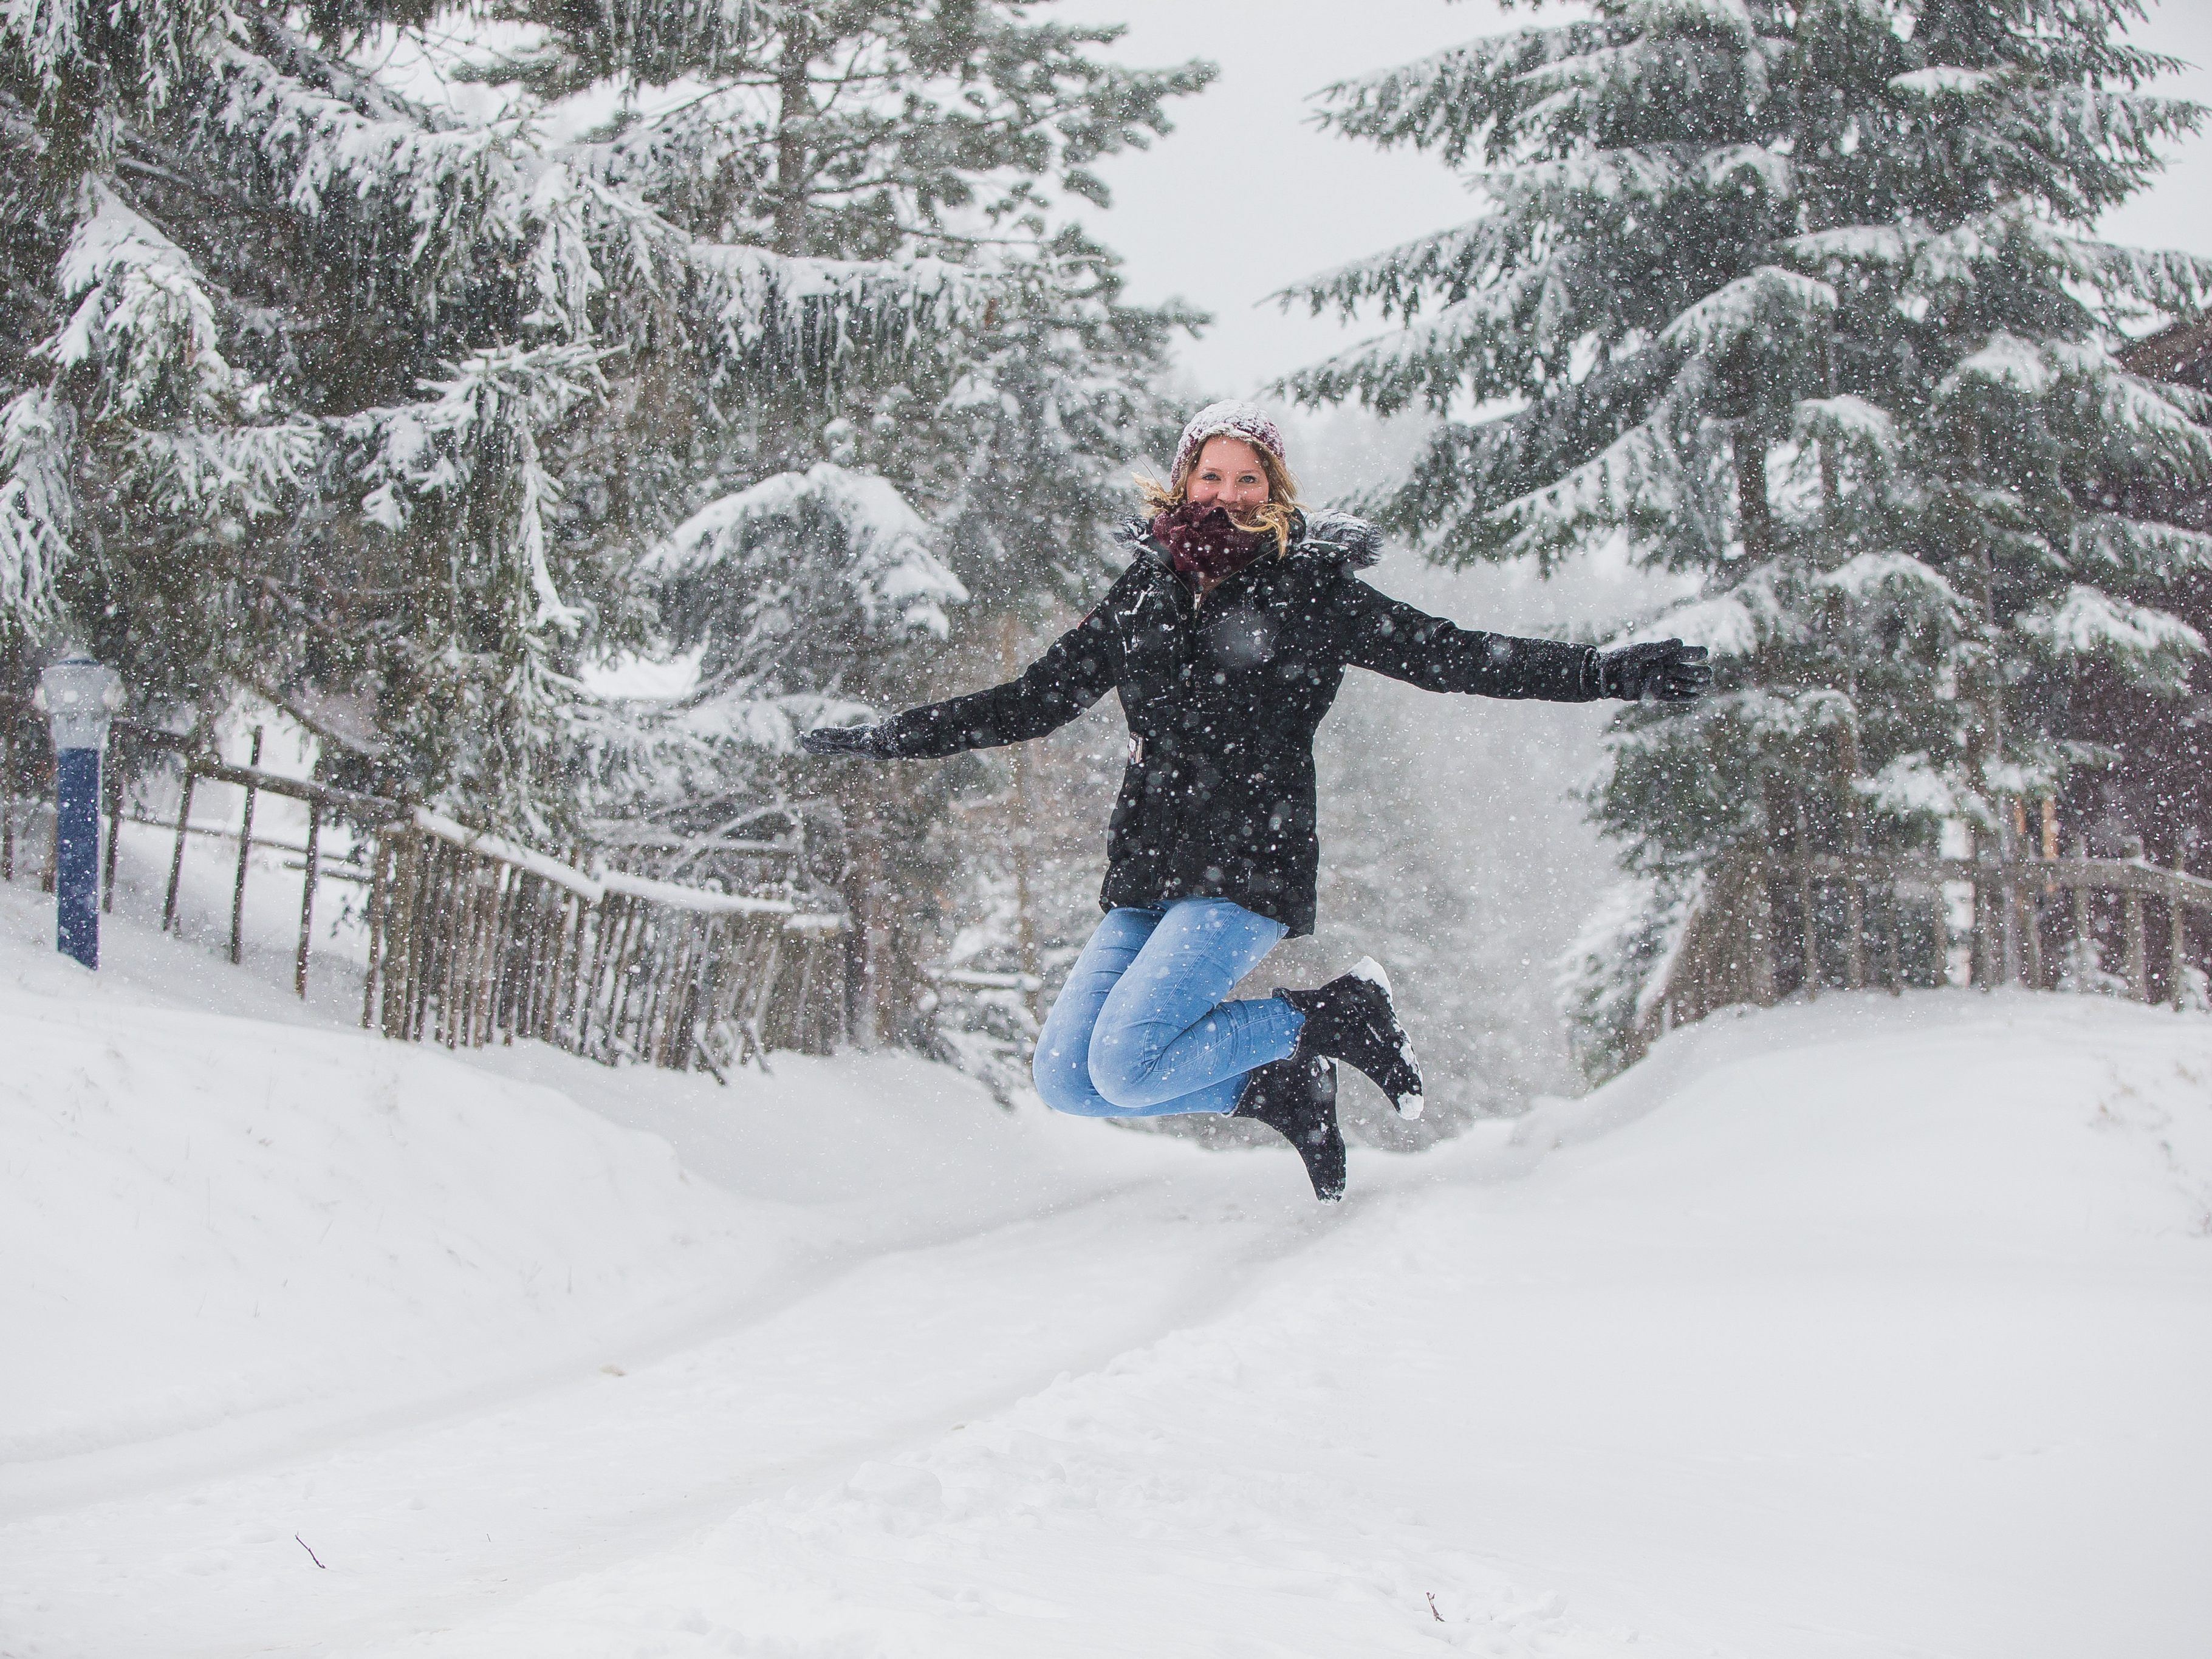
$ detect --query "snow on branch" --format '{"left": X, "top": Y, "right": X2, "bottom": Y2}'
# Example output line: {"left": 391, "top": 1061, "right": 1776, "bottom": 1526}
{"left": 1855, "top": 753, "right": 1965, "bottom": 825}
{"left": 2, "top": 0, "right": 217, "bottom": 112}
{"left": 1485, "top": 146, "right": 1687, "bottom": 211}
{"left": 1790, "top": 395, "right": 1897, "bottom": 463}
{"left": 1315, "top": 24, "right": 1608, "bottom": 163}
{"left": 1277, "top": 217, "right": 1518, "bottom": 326}
{"left": 1781, "top": 224, "right": 1906, "bottom": 269}
{"left": 1815, "top": 553, "right": 1968, "bottom": 618}
{"left": 0, "top": 388, "right": 74, "bottom": 623}
{"left": 1659, "top": 266, "right": 1835, "bottom": 358}
{"left": 647, "top": 461, "right": 965, "bottom": 638}
{"left": 204, "top": 41, "right": 525, "bottom": 318}
{"left": 685, "top": 245, "right": 983, "bottom": 384}
{"left": 1494, "top": 419, "right": 1676, "bottom": 559}
{"left": 50, "top": 180, "right": 236, "bottom": 417}
{"left": 348, "top": 341, "right": 612, "bottom": 629}
{"left": 1284, "top": 277, "right": 1556, "bottom": 415}
{"left": 2021, "top": 586, "right": 2204, "bottom": 690}
{"left": 2067, "top": 515, "right": 2212, "bottom": 581}
{"left": 206, "top": 38, "right": 983, "bottom": 376}
{"left": 1888, "top": 67, "right": 1999, "bottom": 98}
{"left": 1691, "top": 143, "right": 1791, "bottom": 196}
{"left": 1554, "top": 869, "right": 1703, "bottom": 1072}
{"left": 1941, "top": 331, "right": 2055, "bottom": 396}
{"left": 125, "top": 422, "right": 322, "bottom": 520}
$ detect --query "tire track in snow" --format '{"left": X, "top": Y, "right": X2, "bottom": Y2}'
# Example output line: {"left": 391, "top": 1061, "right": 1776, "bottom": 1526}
{"left": 4, "top": 1162, "right": 1352, "bottom": 1659}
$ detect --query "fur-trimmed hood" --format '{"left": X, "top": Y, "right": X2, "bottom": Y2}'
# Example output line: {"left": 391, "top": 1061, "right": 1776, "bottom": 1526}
{"left": 1113, "top": 507, "right": 1384, "bottom": 572}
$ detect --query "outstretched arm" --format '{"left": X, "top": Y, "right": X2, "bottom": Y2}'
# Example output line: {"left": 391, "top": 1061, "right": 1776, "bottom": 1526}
{"left": 803, "top": 602, "right": 1120, "bottom": 761}
{"left": 1334, "top": 576, "right": 1600, "bottom": 701}
{"left": 1333, "top": 576, "right": 1710, "bottom": 704}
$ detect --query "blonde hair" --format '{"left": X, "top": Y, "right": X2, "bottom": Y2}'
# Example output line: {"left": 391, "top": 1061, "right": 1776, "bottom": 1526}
{"left": 1135, "top": 438, "right": 1302, "bottom": 558}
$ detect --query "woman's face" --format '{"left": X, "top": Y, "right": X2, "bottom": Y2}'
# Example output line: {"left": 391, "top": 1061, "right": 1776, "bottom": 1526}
{"left": 1185, "top": 436, "right": 1271, "bottom": 515}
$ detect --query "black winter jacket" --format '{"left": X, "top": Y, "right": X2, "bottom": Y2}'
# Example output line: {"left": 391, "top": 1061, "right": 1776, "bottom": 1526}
{"left": 878, "top": 511, "right": 1602, "bottom": 936}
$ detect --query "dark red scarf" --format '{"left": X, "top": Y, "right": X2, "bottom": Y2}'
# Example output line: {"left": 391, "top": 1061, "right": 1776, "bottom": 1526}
{"left": 1152, "top": 501, "right": 1268, "bottom": 587}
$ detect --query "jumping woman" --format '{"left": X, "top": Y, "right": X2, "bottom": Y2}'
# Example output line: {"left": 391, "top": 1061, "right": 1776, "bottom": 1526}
{"left": 804, "top": 402, "right": 1710, "bottom": 1201}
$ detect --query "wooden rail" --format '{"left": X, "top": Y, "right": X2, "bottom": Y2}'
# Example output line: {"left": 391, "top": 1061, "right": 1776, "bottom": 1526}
{"left": 145, "top": 729, "right": 407, "bottom": 997}
{"left": 88, "top": 721, "right": 851, "bottom": 1071}
{"left": 1635, "top": 845, "right": 2211, "bottom": 1061}
{"left": 361, "top": 813, "right": 846, "bottom": 1077}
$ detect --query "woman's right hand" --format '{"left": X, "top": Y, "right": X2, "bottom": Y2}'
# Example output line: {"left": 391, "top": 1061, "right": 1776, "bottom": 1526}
{"left": 800, "top": 723, "right": 890, "bottom": 758}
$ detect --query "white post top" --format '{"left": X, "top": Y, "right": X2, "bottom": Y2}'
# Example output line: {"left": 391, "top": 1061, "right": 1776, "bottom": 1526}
{"left": 34, "top": 655, "right": 124, "bottom": 751}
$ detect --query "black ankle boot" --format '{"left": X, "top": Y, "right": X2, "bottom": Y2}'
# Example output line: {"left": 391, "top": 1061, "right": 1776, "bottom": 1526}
{"left": 1276, "top": 957, "right": 1424, "bottom": 1120}
{"left": 1230, "top": 1056, "right": 1345, "bottom": 1203}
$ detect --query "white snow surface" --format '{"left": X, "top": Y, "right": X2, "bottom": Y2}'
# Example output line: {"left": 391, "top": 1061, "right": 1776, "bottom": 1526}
{"left": 4, "top": 872, "right": 2211, "bottom": 1658}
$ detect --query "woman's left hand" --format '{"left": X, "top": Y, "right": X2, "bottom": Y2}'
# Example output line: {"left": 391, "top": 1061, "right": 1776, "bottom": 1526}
{"left": 800, "top": 723, "right": 891, "bottom": 758}
{"left": 1595, "top": 639, "right": 1712, "bottom": 702}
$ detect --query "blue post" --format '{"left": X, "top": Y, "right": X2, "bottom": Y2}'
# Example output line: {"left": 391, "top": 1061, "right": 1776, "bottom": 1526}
{"left": 36, "top": 651, "right": 123, "bottom": 970}
{"left": 54, "top": 748, "right": 100, "bottom": 967}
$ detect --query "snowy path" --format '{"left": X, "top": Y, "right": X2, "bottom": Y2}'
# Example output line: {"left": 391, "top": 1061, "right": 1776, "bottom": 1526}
{"left": 7, "top": 1172, "right": 1317, "bottom": 1657}
{"left": 5, "top": 874, "right": 2212, "bottom": 1657}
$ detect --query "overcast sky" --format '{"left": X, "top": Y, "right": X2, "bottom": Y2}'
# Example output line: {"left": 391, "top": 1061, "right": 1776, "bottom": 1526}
{"left": 1056, "top": 0, "right": 2212, "bottom": 400}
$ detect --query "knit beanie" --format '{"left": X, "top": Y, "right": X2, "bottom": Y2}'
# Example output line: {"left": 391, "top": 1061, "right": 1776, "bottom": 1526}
{"left": 1169, "top": 400, "right": 1288, "bottom": 488}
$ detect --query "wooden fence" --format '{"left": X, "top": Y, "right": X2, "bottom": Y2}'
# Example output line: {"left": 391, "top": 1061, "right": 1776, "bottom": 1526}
{"left": 152, "top": 725, "right": 402, "bottom": 994}
{"left": 1637, "top": 843, "right": 2212, "bottom": 1060}
{"left": 4, "top": 714, "right": 848, "bottom": 1076}
{"left": 362, "top": 811, "right": 846, "bottom": 1077}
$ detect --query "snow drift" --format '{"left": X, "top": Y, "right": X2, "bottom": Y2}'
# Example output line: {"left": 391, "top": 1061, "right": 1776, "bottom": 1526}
{"left": 4, "top": 871, "right": 2210, "bottom": 1658}
{"left": 1, "top": 988, "right": 774, "bottom": 1465}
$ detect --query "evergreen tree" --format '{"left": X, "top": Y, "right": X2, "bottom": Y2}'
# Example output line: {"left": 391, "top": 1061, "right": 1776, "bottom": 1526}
{"left": 0, "top": 1, "right": 987, "bottom": 833}
{"left": 1284, "top": 0, "right": 2212, "bottom": 1073}
{"left": 556, "top": 3, "right": 1205, "bottom": 1048}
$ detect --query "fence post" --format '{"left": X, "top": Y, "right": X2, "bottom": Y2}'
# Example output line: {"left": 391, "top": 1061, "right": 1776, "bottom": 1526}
{"left": 2172, "top": 856, "right": 2190, "bottom": 1011}
{"left": 102, "top": 756, "right": 120, "bottom": 914}
{"left": 362, "top": 829, "right": 391, "bottom": 1030}
{"left": 2069, "top": 835, "right": 2093, "bottom": 983}
{"left": 1980, "top": 866, "right": 1995, "bottom": 989}
{"left": 163, "top": 764, "right": 196, "bottom": 931}
{"left": 1999, "top": 804, "right": 2023, "bottom": 987}
{"left": 1883, "top": 876, "right": 1903, "bottom": 995}
{"left": 294, "top": 800, "right": 320, "bottom": 998}
{"left": 228, "top": 726, "right": 263, "bottom": 966}
{"left": 1745, "top": 848, "right": 1778, "bottom": 1006}
{"left": 1796, "top": 796, "right": 1818, "bottom": 1001}
{"left": 2125, "top": 889, "right": 2149, "bottom": 1003}
{"left": 382, "top": 832, "right": 413, "bottom": 1036}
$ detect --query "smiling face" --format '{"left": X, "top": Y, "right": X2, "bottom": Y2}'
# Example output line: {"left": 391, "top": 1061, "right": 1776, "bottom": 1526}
{"left": 1183, "top": 436, "right": 1272, "bottom": 515}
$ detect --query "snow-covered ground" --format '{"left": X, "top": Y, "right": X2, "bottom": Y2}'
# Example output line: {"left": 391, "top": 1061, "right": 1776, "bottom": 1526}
{"left": 4, "top": 858, "right": 2211, "bottom": 1658}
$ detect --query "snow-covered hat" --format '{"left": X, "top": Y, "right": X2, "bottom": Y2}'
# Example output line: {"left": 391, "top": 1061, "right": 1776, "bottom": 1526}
{"left": 1170, "top": 400, "right": 1287, "bottom": 487}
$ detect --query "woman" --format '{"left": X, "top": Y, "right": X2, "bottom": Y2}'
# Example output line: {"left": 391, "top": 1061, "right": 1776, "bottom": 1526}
{"left": 805, "top": 402, "right": 1709, "bottom": 1201}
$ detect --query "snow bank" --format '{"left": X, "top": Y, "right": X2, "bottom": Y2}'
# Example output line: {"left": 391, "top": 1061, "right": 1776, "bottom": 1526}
{"left": 0, "top": 982, "right": 782, "bottom": 1465}
{"left": 352, "top": 992, "right": 2212, "bottom": 1659}
{"left": 0, "top": 868, "right": 1188, "bottom": 1496}
{"left": 6, "top": 837, "right": 2211, "bottom": 1659}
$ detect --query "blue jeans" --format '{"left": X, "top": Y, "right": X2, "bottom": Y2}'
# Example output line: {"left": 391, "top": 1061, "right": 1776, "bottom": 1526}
{"left": 1033, "top": 898, "right": 1304, "bottom": 1118}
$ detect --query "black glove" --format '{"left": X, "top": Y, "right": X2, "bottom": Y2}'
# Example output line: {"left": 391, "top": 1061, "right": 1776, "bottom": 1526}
{"left": 800, "top": 722, "right": 893, "bottom": 758}
{"left": 1595, "top": 638, "right": 1712, "bottom": 702}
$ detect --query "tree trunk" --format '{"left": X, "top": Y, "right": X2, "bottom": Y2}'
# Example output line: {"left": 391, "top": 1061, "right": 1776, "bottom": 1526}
{"left": 1839, "top": 721, "right": 1867, "bottom": 990}
{"left": 1733, "top": 423, "right": 1773, "bottom": 563}
{"left": 773, "top": 24, "right": 813, "bottom": 256}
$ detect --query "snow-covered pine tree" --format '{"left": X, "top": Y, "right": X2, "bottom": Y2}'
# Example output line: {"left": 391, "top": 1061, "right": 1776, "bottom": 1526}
{"left": 0, "top": 1, "right": 982, "bottom": 834}
{"left": 1283, "top": 0, "right": 2212, "bottom": 1075}
{"left": 543, "top": 2, "right": 1205, "bottom": 1047}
